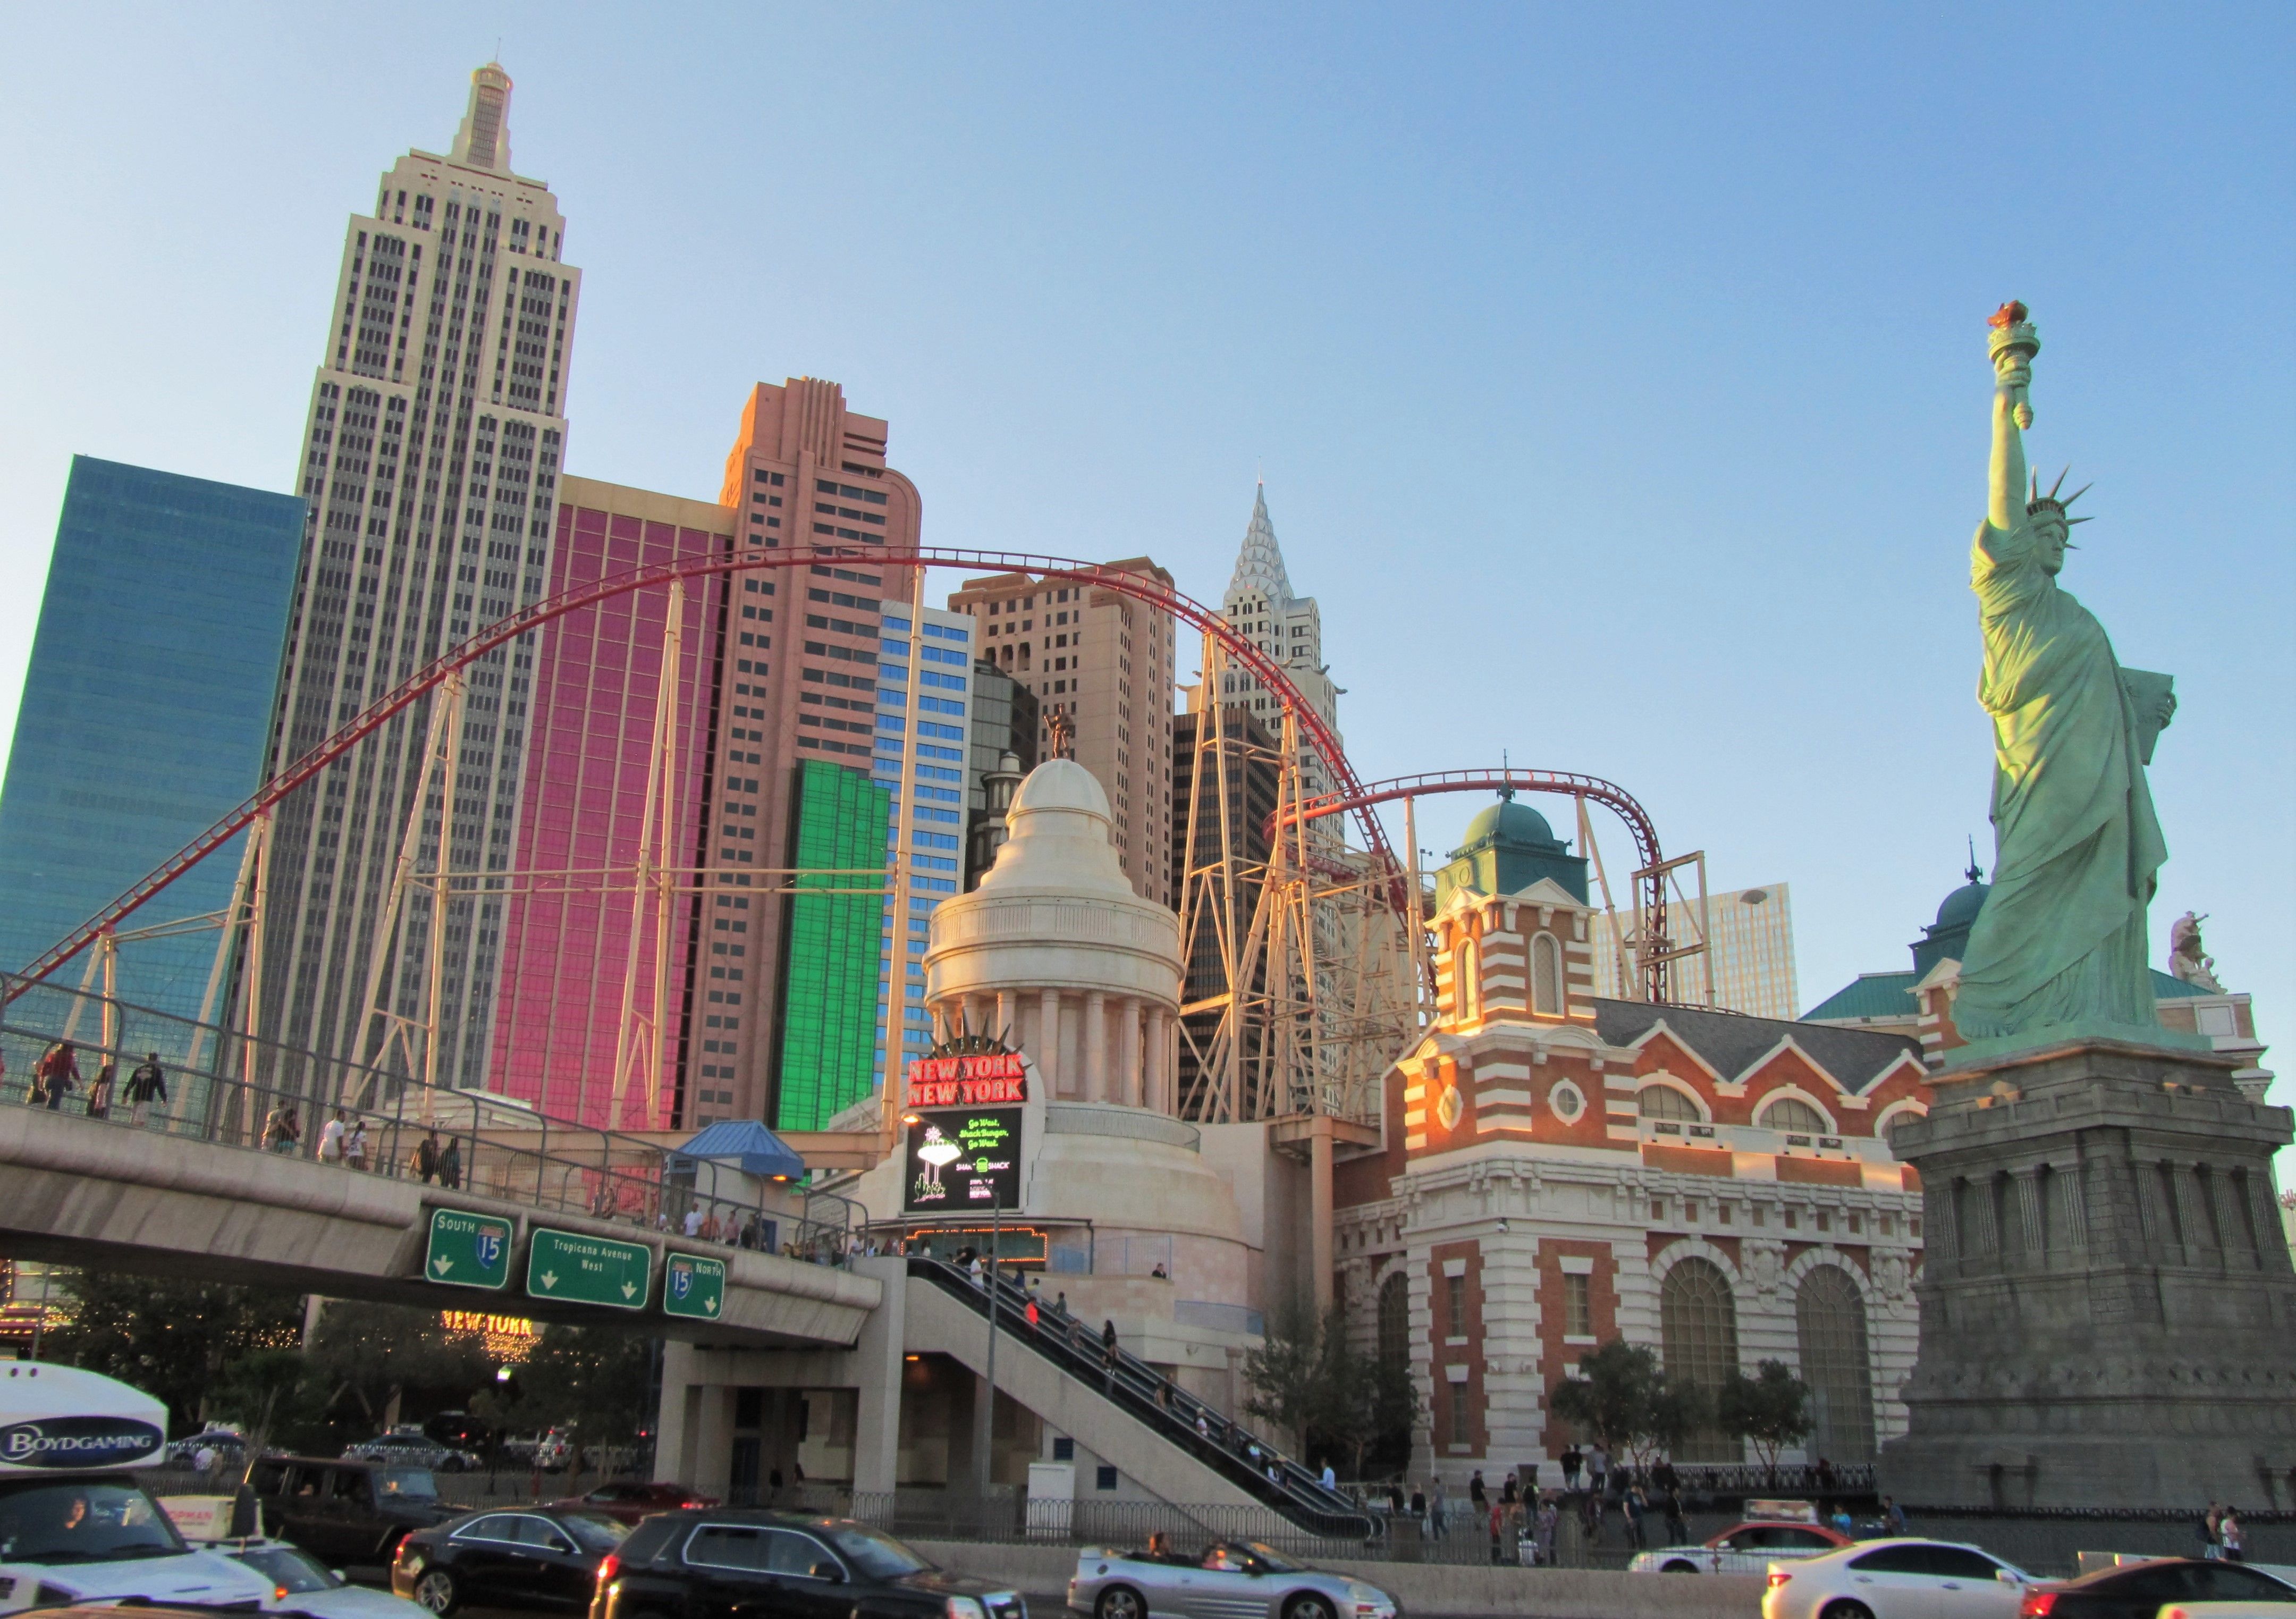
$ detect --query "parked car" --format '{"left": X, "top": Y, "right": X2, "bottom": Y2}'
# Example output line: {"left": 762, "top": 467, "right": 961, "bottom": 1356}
{"left": 165, "top": 1428, "right": 252, "bottom": 1469}
{"left": 1632, "top": 1515, "right": 1853, "bottom": 1574}
{"left": 534, "top": 1430, "right": 576, "bottom": 1473}
{"left": 1069, "top": 1540, "right": 1396, "bottom": 1619}
{"left": 546, "top": 1482, "right": 720, "bottom": 1526}
{"left": 345, "top": 1427, "right": 483, "bottom": 1473}
{"left": 422, "top": 1413, "right": 495, "bottom": 1455}
{"left": 221, "top": 1536, "right": 436, "bottom": 1619}
{"left": 592, "top": 1509, "right": 1024, "bottom": 1619}
{"left": 1763, "top": 1538, "right": 2036, "bottom": 1619}
{"left": 2019, "top": 1559, "right": 2296, "bottom": 1619}
{"left": 394, "top": 1507, "right": 632, "bottom": 1615}
{"left": 248, "top": 1457, "right": 460, "bottom": 1567}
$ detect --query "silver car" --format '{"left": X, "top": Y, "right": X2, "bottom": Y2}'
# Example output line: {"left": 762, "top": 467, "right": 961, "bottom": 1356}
{"left": 1068, "top": 1540, "right": 1398, "bottom": 1619}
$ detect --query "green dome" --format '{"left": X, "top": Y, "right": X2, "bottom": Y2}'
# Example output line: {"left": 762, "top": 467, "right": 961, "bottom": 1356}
{"left": 1933, "top": 876, "right": 1990, "bottom": 932}
{"left": 1456, "top": 795, "right": 1559, "bottom": 854}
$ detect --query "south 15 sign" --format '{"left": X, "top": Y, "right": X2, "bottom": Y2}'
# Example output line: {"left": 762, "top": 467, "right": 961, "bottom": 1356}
{"left": 905, "top": 1051, "right": 1027, "bottom": 1109}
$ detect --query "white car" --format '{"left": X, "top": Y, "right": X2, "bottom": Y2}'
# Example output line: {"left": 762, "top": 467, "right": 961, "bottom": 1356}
{"left": 1764, "top": 1538, "right": 2036, "bottom": 1619}
{"left": 1631, "top": 1517, "right": 1853, "bottom": 1574}
{"left": 223, "top": 1537, "right": 433, "bottom": 1619}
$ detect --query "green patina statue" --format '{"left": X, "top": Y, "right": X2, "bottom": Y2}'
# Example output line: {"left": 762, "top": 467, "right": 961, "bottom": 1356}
{"left": 1951, "top": 304, "right": 2182, "bottom": 1045}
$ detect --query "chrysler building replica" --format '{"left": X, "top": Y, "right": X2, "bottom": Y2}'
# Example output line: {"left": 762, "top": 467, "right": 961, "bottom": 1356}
{"left": 256, "top": 64, "right": 581, "bottom": 1094}
{"left": 1217, "top": 484, "right": 1344, "bottom": 828}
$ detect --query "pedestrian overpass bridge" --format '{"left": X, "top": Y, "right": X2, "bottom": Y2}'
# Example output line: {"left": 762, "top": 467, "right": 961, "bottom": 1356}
{"left": 0, "top": 1104, "right": 879, "bottom": 1347}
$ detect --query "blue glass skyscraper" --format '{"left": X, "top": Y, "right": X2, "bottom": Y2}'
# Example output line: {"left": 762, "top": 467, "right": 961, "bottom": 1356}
{"left": 0, "top": 457, "right": 303, "bottom": 1041}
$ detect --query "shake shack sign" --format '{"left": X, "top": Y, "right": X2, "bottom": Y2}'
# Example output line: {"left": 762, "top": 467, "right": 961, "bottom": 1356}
{"left": 0, "top": 1415, "right": 166, "bottom": 1470}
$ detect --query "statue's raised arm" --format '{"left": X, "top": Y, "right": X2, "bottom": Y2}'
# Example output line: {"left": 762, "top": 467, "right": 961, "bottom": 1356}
{"left": 1986, "top": 301, "right": 2036, "bottom": 534}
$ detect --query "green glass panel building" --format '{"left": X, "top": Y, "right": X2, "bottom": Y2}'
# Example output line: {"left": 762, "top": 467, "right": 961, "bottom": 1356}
{"left": 770, "top": 757, "right": 892, "bottom": 1131}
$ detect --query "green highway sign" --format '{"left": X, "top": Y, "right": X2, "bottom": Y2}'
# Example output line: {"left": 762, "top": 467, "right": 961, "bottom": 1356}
{"left": 526, "top": 1227, "right": 651, "bottom": 1310}
{"left": 425, "top": 1208, "right": 513, "bottom": 1291}
{"left": 662, "top": 1253, "right": 727, "bottom": 1321}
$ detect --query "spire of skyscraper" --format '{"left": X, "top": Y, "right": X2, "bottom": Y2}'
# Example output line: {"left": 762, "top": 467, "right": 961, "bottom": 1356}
{"left": 450, "top": 62, "right": 513, "bottom": 173}
{"left": 1226, "top": 481, "right": 1296, "bottom": 606}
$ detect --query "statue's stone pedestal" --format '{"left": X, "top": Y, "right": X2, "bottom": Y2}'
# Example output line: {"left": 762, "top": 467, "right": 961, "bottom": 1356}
{"left": 1879, "top": 1038, "right": 2296, "bottom": 1510}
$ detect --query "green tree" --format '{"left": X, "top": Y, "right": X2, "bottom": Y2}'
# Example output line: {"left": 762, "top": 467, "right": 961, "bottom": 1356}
{"left": 306, "top": 1302, "right": 496, "bottom": 1431}
{"left": 45, "top": 1270, "right": 305, "bottom": 1435}
{"left": 1549, "top": 1338, "right": 1712, "bottom": 1466}
{"left": 511, "top": 1323, "right": 656, "bottom": 1478}
{"left": 1718, "top": 1359, "right": 1811, "bottom": 1480}
{"left": 1239, "top": 1297, "right": 1326, "bottom": 1451}
{"left": 209, "top": 1347, "right": 330, "bottom": 1472}
{"left": 1240, "top": 1302, "right": 1416, "bottom": 1478}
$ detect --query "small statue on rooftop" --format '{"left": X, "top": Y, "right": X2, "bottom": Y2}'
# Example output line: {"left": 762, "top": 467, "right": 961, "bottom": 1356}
{"left": 2168, "top": 911, "right": 2224, "bottom": 993}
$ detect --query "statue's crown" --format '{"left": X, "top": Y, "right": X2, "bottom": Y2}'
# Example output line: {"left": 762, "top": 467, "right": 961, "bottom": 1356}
{"left": 2027, "top": 466, "right": 2094, "bottom": 527}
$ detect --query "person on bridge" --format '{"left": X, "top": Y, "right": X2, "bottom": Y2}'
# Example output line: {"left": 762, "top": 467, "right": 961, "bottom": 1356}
{"left": 263, "top": 1102, "right": 301, "bottom": 1153}
{"left": 318, "top": 1110, "right": 347, "bottom": 1163}
{"left": 33, "top": 1041, "right": 79, "bottom": 1109}
{"left": 436, "top": 1134, "right": 462, "bottom": 1188}
{"left": 85, "top": 1061, "right": 114, "bottom": 1119}
{"left": 126, "top": 1053, "right": 167, "bottom": 1125}
{"left": 409, "top": 1130, "right": 440, "bottom": 1182}
{"left": 344, "top": 1118, "right": 371, "bottom": 1171}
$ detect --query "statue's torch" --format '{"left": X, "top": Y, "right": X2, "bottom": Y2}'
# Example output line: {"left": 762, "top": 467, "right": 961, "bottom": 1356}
{"left": 1988, "top": 300, "right": 2039, "bottom": 429}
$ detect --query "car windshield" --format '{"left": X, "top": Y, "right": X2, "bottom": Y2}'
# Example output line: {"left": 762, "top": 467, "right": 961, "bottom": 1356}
{"left": 1237, "top": 1542, "right": 1304, "bottom": 1573}
{"left": 823, "top": 1524, "right": 930, "bottom": 1579}
{"left": 0, "top": 1480, "right": 189, "bottom": 1564}
{"left": 561, "top": 1513, "right": 631, "bottom": 1553}
{"left": 375, "top": 1470, "right": 438, "bottom": 1501}
{"left": 237, "top": 1545, "right": 341, "bottom": 1593}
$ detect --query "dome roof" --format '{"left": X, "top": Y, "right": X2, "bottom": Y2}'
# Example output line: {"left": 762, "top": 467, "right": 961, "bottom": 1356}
{"left": 1933, "top": 874, "right": 1991, "bottom": 932}
{"left": 1457, "top": 795, "right": 1558, "bottom": 852}
{"left": 1009, "top": 758, "right": 1109, "bottom": 821}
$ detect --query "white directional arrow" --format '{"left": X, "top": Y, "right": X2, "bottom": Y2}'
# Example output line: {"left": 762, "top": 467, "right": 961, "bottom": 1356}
{"left": 432, "top": 1256, "right": 455, "bottom": 1276}
{"left": 620, "top": 1280, "right": 637, "bottom": 1299}
{"left": 537, "top": 1270, "right": 559, "bottom": 1290}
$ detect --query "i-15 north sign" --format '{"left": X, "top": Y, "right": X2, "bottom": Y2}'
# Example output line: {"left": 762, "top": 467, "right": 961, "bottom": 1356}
{"left": 526, "top": 1227, "right": 651, "bottom": 1311}
{"left": 425, "top": 1209, "right": 513, "bottom": 1291}
{"left": 662, "top": 1253, "right": 727, "bottom": 1321}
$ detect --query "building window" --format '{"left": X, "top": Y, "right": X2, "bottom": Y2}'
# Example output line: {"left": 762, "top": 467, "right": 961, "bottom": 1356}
{"left": 1378, "top": 1273, "right": 1409, "bottom": 1368}
{"left": 1531, "top": 932, "right": 1562, "bottom": 1014}
{"left": 1759, "top": 1096, "right": 1830, "bottom": 1135}
{"left": 1659, "top": 1257, "right": 1741, "bottom": 1462}
{"left": 1796, "top": 1266, "right": 1877, "bottom": 1463}
{"left": 1639, "top": 1084, "right": 1703, "bottom": 1122}
{"left": 1455, "top": 936, "right": 1480, "bottom": 1021}
{"left": 1444, "top": 1270, "right": 1468, "bottom": 1339}
{"left": 1563, "top": 1271, "right": 1592, "bottom": 1337}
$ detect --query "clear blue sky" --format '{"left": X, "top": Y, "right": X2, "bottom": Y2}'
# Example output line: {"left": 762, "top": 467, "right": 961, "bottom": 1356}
{"left": 2, "top": 6, "right": 2289, "bottom": 1074}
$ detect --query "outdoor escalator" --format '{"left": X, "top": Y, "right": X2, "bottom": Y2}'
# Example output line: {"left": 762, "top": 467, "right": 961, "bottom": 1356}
{"left": 908, "top": 1258, "right": 1373, "bottom": 1537}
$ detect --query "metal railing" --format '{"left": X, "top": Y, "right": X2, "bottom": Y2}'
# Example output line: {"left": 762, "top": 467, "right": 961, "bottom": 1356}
{"left": 0, "top": 971, "right": 852, "bottom": 1263}
{"left": 910, "top": 1259, "right": 1371, "bottom": 1537}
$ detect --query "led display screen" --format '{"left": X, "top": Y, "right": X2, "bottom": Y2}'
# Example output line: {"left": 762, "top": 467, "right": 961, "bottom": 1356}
{"left": 905, "top": 1108, "right": 1022, "bottom": 1213}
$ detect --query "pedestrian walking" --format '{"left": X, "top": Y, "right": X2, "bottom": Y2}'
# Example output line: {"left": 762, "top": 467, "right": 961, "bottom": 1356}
{"left": 1561, "top": 1444, "right": 1582, "bottom": 1490}
{"left": 344, "top": 1118, "right": 370, "bottom": 1171}
{"left": 319, "top": 1109, "right": 348, "bottom": 1163}
{"left": 1024, "top": 1295, "right": 1040, "bottom": 1333}
{"left": 35, "top": 1042, "right": 80, "bottom": 1109}
{"left": 1488, "top": 1500, "right": 1504, "bottom": 1564}
{"left": 1883, "top": 1495, "right": 1908, "bottom": 1534}
{"left": 1101, "top": 1318, "right": 1119, "bottom": 1389}
{"left": 1665, "top": 1487, "right": 1687, "bottom": 1546}
{"left": 1535, "top": 1496, "right": 1560, "bottom": 1566}
{"left": 85, "top": 1062, "right": 114, "bottom": 1119}
{"left": 683, "top": 1205, "right": 704, "bottom": 1238}
{"left": 1470, "top": 1469, "right": 1488, "bottom": 1512}
{"left": 1589, "top": 1443, "right": 1610, "bottom": 1499}
{"left": 1502, "top": 1471, "right": 1520, "bottom": 1507}
{"left": 2221, "top": 1509, "right": 2245, "bottom": 1563}
{"left": 2200, "top": 1503, "right": 2221, "bottom": 1560}
{"left": 1432, "top": 1477, "right": 1449, "bottom": 1538}
{"left": 126, "top": 1053, "right": 167, "bottom": 1125}
{"left": 1408, "top": 1483, "right": 1428, "bottom": 1540}
{"left": 263, "top": 1102, "right": 300, "bottom": 1153}
{"left": 1321, "top": 1461, "right": 1336, "bottom": 1491}
{"left": 1626, "top": 1482, "right": 1649, "bottom": 1549}
{"left": 408, "top": 1131, "right": 438, "bottom": 1182}
{"left": 436, "top": 1134, "right": 462, "bottom": 1187}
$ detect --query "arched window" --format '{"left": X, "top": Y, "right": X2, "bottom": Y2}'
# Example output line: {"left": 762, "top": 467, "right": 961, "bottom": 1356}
{"left": 1378, "top": 1272, "right": 1409, "bottom": 1368}
{"left": 1532, "top": 933, "right": 1562, "bottom": 1014}
{"left": 1639, "top": 1085, "right": 1703, "bottom": 1122}
{"left": 1455, "top": 936, "right": 1480, "bottom": 1021}
{"left": 1759, "top": 1096, "right": 1830, "bottom": 1135}
{"left": 1796, "top": 1266, "right": 1876, "bottom": 1463}
{"left": 1660, "top": 1257, "right": 1741, "bottom": 1462}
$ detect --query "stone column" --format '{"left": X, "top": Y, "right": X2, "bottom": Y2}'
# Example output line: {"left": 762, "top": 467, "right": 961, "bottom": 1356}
{"left": 1118, "top": 999, "right": 1143, "bottom": 1107}
{"left": 1310, "top": 1112, "right": 1335, "bottom": 1313}
{"left": 997, "top": 990, "right": 1019, "bottom": 1047}
{"left": 1037, "top": 989, "right": 1061, "bottom": 1095}
{"left": 1084, "top": 991, "right": 1108, "bottom": 1103}
{"left": 2058, "top": 1159, "right": 2090, "bottom": 1250}
{"left": 1145, "top": 1006, "right": 1169, "bottom": 1115}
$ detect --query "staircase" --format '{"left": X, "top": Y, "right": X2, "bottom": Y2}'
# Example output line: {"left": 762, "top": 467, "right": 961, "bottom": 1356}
{"left": 909, "top": 1258, "right": 1372, "bottom": 1537}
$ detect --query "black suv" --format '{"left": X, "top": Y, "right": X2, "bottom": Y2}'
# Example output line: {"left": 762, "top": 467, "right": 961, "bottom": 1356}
{"left": 593, "top": 1510, "right": 1025, "bottom": 1619}
{"left": 249, "top": 1456, "right": 460, "bottom": 1565}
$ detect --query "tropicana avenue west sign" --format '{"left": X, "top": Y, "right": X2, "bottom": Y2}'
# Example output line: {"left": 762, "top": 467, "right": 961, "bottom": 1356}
{"left": 526, "top": 1227, "right": 651, "bottom": 1310}
{"left": 905, "top": 1051, "right": 1027, "bottom": 1109}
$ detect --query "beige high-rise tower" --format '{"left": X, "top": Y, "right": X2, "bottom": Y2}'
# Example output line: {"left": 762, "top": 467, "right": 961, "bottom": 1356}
{"left": 949, "top": 562, "right": 1177, "bottom": 908}
{"left": 255, "top": 65, "right": 581, "bottom": 1094}
{"left": 1217, "top": 484, "right": 1343, "bottom": 830}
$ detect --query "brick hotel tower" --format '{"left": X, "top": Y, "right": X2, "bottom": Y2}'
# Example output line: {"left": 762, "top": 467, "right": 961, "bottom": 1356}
{"left": 254, "top": 65, "right": 580, "bottom": 1095}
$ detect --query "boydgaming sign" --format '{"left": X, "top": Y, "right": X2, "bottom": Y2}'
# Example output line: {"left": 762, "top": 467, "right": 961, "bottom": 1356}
{"left": 904, "top": 1050, "right": 1028, "bottom": 1109}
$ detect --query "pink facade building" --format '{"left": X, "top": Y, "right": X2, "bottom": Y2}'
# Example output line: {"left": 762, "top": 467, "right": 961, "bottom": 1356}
{"left": 488, "top": 477, "right": 732, "bottom": 1128}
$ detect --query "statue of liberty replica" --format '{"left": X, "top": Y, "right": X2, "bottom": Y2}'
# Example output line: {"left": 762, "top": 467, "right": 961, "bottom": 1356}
{"left": 1879, "top": 305, "right": 2296, "bottom": 1511}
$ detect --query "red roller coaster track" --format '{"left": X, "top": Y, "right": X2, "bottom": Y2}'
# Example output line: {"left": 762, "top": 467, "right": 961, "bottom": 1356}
{"left": 9, "top": 544, "right": 1396, "bottom": 998}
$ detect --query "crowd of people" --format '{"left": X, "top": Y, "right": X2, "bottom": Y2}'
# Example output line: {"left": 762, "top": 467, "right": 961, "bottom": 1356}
{"left": 14, "top": 1041, "right": 170, "bottom": 1123}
